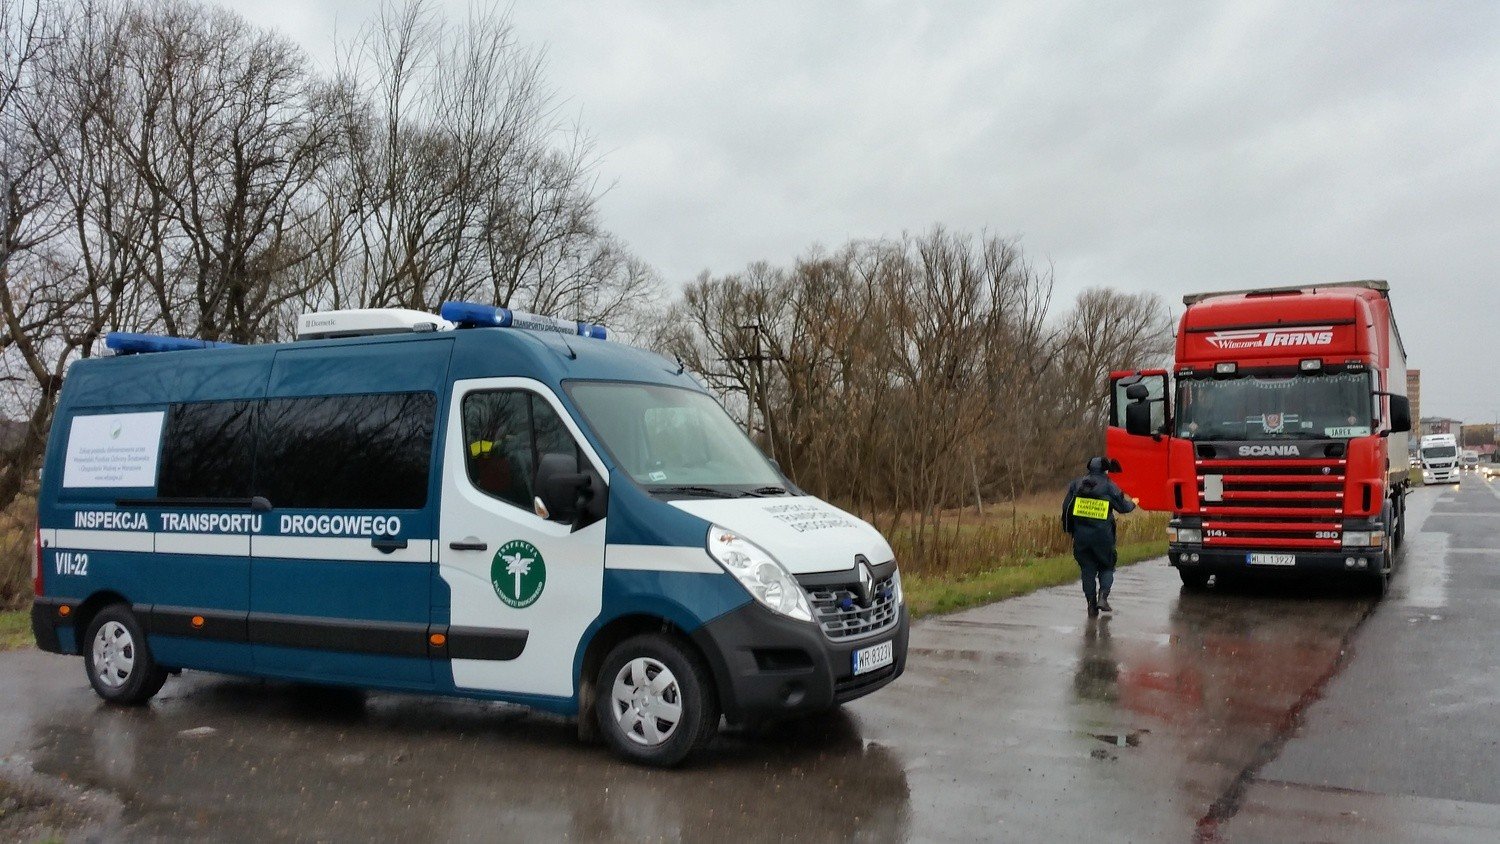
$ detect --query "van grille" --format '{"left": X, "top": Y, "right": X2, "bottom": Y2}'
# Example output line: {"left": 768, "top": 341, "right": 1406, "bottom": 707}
{"left": 803, "top": 574, "right": 899, "bottom": 641}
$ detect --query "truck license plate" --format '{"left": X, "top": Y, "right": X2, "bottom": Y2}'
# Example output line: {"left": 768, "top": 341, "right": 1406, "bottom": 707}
{"left": 852, "top": 640, "right": 894, "bottom": 675}
{"left": 1247, "top": 553, "right": 1296, "bottom": 567}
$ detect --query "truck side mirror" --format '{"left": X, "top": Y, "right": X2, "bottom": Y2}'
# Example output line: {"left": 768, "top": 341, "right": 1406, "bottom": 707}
{"left": 1388, "top": 395, "right": 1412, "bottom": 434}
{"left": 1107, "top": 459, "right": 1123, "bottom": 473}
{"left": 1125, "top": 401, "right": 1155, "bottom": 437}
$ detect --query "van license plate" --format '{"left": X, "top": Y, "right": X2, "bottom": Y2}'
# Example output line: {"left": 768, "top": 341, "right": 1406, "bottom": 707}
{"left": 852, "top": 640, "right": 894, "bottom": 675}
{"left": 1247, "top": 553, "right": 1296, "bottom": 566}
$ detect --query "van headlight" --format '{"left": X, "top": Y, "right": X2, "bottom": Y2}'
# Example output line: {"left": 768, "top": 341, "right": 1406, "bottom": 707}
{"left": 891, "top": 568, "right": 904, "bottom": 606}
{"left": 707, "top": 526, "right": 813, "bottom": 622}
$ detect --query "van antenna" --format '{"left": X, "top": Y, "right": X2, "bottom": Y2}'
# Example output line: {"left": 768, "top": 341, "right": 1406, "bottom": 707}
{"left": 547, "top": 318, "right": 578, "bottom": 360}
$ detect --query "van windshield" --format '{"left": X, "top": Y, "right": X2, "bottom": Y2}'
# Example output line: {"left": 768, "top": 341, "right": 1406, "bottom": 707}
{"left": 565, "top": 381, "right": 785, "bottom": 496}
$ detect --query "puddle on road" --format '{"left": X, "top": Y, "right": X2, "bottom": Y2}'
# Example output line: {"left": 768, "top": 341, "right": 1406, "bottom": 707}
{"left": 18, "top": 678, "right": 914, "bottom": 841}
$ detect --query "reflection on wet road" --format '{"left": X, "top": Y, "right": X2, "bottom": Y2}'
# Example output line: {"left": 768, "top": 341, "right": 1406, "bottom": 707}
{"left": 4, "top": 480, "right": 1500, "bottom": 840}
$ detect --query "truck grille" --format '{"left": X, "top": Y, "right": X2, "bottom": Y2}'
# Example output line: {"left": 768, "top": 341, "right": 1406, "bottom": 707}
{"left": 803, "top": 574, "right": 899, "bottom": 641}
{"left": 1197, "top": 457, "right": 1345, "bottom": 549}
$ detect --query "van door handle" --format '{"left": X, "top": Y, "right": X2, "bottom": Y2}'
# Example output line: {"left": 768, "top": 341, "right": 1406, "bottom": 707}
{"left": 448, "top": 539, "right": 488, "bottom": 552}
{"left": 371, "top": 537, "right": 408, "bottom": 553}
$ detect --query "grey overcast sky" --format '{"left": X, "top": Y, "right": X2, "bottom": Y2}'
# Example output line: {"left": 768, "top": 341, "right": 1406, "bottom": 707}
{"left": 217, "top": 0, "right": 1499, "bottom": 422}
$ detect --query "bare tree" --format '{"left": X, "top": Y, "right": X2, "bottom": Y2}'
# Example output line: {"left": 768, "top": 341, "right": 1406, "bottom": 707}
{"left": 662, "top": 229, "right": 1170, "bottom": 568}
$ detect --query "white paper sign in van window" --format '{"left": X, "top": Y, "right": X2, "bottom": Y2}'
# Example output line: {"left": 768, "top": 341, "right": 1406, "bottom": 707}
{"left": 62, "top": 411, "right": 165, "bottom": 488}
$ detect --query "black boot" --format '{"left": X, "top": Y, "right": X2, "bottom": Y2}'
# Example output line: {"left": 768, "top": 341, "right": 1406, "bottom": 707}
{"left": 1087, "top": 599, "right": 1099, "bottom": 618}
{"left": 1098, "top": 594, "right": 1113, "bottom": 613}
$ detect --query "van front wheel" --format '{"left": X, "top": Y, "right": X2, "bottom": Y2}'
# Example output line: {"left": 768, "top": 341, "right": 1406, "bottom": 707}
{"left": 596, "top": 633, "right": 718, "bottom": 767}
{"left": 83, "top": 605, "right": 168, "bottom": 705}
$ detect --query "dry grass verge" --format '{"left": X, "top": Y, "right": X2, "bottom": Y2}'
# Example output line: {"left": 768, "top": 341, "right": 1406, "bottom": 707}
{"left": 0, "top": 610, "right": 30, "bottom": 651}
{"left": 887, "top": 506, "right": 1168, "bottom": 579}
{"left": 902, "top": 540, "right": 1165, "bottom": 618}
{"left": 0, "top": 497, "right": 35, "bottom": 612}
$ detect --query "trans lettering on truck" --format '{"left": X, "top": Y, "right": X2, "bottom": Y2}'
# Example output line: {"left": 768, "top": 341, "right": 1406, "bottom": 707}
{"left": 279, "top": 514, "right": 402, "bottom": 537}
{"left": 1205, "top": 326, "right": 1335, "bottom": 350}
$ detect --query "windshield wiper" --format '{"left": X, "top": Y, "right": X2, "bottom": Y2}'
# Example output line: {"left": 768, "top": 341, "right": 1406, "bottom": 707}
{"left": 649, "top": 485, "right": 738, "bottom": 499}
{"left": 747, "top": 486, "right": 789, "bottom": 497}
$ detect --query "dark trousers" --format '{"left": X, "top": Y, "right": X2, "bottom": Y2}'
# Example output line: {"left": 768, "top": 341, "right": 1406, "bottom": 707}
{"left": 1074, "top": 541, "right": 1116, "bottom": 605}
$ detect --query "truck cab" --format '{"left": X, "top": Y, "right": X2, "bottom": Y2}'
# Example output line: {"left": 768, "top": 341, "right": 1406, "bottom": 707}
{"left": 1419, "top": 434, "right": 1460, "bottom": 484}
{"left": 1107, "top": 281, "right": 1412, "bottom": 595}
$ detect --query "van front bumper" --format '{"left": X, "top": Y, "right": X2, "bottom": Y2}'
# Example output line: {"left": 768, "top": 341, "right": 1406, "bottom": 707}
{"left": 690, "top": 602, "right": 909, "bottom": 725}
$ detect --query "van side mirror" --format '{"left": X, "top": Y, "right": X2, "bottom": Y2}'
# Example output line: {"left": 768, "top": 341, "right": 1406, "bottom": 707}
{"left": 1388, "top": 395, "right": 1412, "bottom": 434}
{"left": 1125, "top": 401, "right": 1155, "bottom": 437}
{"left": 536, "top": 452, "right": 598, "bottom": 527}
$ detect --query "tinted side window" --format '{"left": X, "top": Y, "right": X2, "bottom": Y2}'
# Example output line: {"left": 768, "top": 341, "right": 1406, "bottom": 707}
{"left": 257, "top": 392, "right": 436, "bottom": 509}
{"left": 158, "top": 400, "right": 256, "bottom": 498}
{"left": 463, "top": 390, "right": 581, "bottom": 510}
{"left": 463, "top": 391, "right": 534, "bottom": 509}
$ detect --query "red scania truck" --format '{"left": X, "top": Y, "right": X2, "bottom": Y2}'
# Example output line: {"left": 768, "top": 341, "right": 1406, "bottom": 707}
{"left": 1107, "top": 280, "right": 1412, "bottom": 595}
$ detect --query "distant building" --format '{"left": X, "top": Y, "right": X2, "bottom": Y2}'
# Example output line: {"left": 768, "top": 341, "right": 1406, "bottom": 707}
{"left": 1421, "top": 417, "right": 1463, "bottom": 437}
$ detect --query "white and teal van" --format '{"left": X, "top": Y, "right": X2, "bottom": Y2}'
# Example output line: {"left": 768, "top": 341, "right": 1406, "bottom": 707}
{"left": 31, "top": 304, "right": 908, "bottom": 765}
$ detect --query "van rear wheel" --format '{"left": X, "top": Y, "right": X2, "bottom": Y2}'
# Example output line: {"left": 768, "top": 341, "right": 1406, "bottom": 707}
{"left": 595, "top": 633, "right": 718, "bottom": 767}
{"left": 83, "top": 605, "right": 168, "bottom": 705}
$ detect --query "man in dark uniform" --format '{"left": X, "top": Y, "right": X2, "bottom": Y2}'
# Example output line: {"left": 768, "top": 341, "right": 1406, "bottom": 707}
{"left": 1061, "top": 457, "right": 1136, "bottom": 617}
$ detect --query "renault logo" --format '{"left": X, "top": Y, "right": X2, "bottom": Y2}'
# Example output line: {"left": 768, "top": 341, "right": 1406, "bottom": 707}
{"left": 854, "top": 556, "right": 874, "bottom": 607}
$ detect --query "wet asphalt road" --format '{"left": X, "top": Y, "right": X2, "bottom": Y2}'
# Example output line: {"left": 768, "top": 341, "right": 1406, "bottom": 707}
{"left": 3, "top": 479, "right": 1499, "bottom": 842}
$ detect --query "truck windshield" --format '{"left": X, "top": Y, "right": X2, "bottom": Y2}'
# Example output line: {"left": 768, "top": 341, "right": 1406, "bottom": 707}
{"left": 1176, "top": 371, "right": 1374, "bottom": 440}
{"left": 1421, "top": 446, "right": 1457, "bottom": 459}
{"left": 565, "top": 381, "right": 785, "bottom": 495}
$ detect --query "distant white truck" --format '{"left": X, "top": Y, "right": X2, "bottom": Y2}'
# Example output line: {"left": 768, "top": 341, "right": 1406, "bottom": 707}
{"left": 1420, "top": 434, "right": 1460, "bottom": 484}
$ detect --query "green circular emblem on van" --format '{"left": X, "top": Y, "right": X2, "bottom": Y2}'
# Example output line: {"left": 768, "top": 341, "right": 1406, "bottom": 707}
{"left": 491, "top": 540, "right": 546, "bottom": 608}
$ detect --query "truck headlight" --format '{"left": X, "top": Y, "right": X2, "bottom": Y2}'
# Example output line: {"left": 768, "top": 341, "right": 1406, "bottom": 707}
{"left": 707, "top": 526, "right": 813, "bottom": 622}
{"left": 1168, "top": 527, "right": 1202, "bottom": 544}
{"left": 1342, "top": 530, "right": 1384, "bottom": 548}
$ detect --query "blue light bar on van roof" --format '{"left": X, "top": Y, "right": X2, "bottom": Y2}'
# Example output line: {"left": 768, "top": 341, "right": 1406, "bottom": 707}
{"left": 439, "top": 301, "right": 607, "bottom": 340}
{"left": 105, "top": 332, "right": 239, "bottom": 355}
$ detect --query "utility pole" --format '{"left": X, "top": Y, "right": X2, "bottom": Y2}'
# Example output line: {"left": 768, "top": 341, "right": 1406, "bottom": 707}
{"left": 726, "top": 323, "right": 780, "bottom": 465}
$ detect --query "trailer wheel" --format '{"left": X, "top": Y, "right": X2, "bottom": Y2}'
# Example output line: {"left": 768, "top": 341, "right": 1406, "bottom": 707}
{"left": 1393, "top": 494, "right": 1407, "bottom": 550}
{"left": 595, "top": 633, "right": 719, "bottom": 767}
{"left": 1178, "top": 569, "right": 1210, "bottom": 590}
{"left": 83, "top": 604, "right": 169, "bottom": 705}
